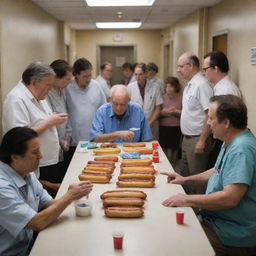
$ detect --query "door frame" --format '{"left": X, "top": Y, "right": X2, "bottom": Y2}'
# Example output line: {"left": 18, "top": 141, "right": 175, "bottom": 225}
{"left": 96, "top": 44, "right": 137, "bottom": 76}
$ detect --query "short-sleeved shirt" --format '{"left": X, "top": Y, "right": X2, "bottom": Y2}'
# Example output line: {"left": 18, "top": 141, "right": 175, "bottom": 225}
{"left": 214, "top": 76, "right": 242, "bottom": 97}
{"left": 2, "top": 81, "right": 60, "bottom": 167}
{"left": 64, "top": 78, "right": 106, "bottom": 146}
{"left": 180, "top": 72, "right": 213, "bottom": 135}
{"left": 0, "top": 161, "right": 52, "bottom": 256}
{"left": 47, "top": 89, "right": 72, "bottom": 147}
{"left": 89, "top": 102, "right": 153, "bottom": 142}
{"left": 201, "top": 130, "right": 256, "bottom": 247}
{"left": 128, "top": 81, "right": 163, "bottom": 121}
{"left": 96, "top": 75, "right": 111, "bottom": 99}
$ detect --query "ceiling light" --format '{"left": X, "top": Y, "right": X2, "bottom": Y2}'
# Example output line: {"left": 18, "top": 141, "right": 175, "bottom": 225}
{"left": 96, "top": 22, "right": 142, "bottom": 29}
{"left": 86, "top": 0, "right": 155, "bottom": 7}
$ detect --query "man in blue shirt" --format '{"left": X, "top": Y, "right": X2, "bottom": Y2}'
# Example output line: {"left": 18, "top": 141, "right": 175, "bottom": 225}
{"left": 0, "top": 127, "right": 93, "bottom": 256}
{"left": 161, "top": 95, "right": 256, "bottom": 256}
{"left": 90, "top": 84, "right": 152, "bottom": 142}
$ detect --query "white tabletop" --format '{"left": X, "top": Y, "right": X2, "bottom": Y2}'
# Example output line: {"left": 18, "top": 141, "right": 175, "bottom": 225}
{"left": 30, "top": 142, "right": 215, "bottom": 256}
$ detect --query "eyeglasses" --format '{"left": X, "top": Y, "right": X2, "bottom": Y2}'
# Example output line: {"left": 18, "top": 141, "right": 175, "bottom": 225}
{"left": 177, "top": 63, "right": 190, "bottom": 68}
{"left": 202, "top": 66, "right": 213, "bottom": 72}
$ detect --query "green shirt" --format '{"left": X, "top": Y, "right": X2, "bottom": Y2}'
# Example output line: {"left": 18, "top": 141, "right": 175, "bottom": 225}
{"left": 201, "top": 130, "right": 256, "bottom": 247}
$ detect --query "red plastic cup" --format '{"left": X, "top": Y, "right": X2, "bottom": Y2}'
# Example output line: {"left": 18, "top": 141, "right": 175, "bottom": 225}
{"left": 176, "top": 208, "right": 184, "bottom": 224}
{"left": 152, "top": 142, "right": 159, "bottom": 150}
{"left": 112, "top": 232, "right": 124, "bottom": 250}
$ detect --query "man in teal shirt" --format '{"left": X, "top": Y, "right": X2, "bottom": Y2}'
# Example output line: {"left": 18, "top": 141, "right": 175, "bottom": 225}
{"left": 161, "top": 95, "right": 256, "bottom": 256}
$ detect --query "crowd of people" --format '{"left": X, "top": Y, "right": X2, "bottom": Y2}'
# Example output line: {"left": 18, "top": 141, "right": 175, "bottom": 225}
{"left": 0, "top": 50, "right": 255, "bottom": 256}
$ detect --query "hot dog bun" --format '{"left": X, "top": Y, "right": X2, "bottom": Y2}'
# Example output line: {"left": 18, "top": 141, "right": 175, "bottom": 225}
{"left": 100, "top": 143, "right": 117, "bottom": 148}
{"left": 105, "top": 207, "right": 144, "bottom": 218}
{"left": 120, "top": 166, "right": 155, "bottom": 174}
{"left": 93, "top": 148, "right": 121, "bottom": 155}
{"left": 117, "top": 180, "right": 155, "bottom": 188}
{"left": 123, "top": 147, "right": 153, "bottom": 154}
{"left": 123, "top": 142, "right": 146, "bottom": 147}
{"left": 79, "top": 173, "right": 111, "bottom": 183}
{"left": 100, "top": 190, "right": 147, "bottom": 199}
{"left": 94, "top": 156, "right": 119, "bottom": 162}
{"left": 103, "top": 197, "right": 144, "bottom": 207}
{"left": 118, "top": 173, "right": 155, "bottom": 180}
{"left": 121, "top": 159, "right": 152, "bottom": 166}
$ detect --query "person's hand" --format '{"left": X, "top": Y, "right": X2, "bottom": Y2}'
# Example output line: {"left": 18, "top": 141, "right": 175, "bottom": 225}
{"left": 67, "top": 181, "right": 93, "bottom": 201}
{"left": 162, "top": 193, "right": 188, "bottom": 207}
{"left": 48, "top": 113, "right": 69, "bottom": 127}
{"left": 63, "top": 136, "right": 72, "bottom": 151}
{"left": 160, "top": 171, "right": 186, "bottom": 185}
{"left": 195, "top": 139, "right": 205, "bottom": 154}
{"left": 117, "top": 130, "right": 135, "bottom": 141}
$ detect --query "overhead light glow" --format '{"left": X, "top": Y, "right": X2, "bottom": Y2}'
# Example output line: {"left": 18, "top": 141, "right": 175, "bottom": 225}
{"left": 86, "top": 0, "right": 155, "bottom": 7}
{"left": 96, "top": 22, "right": 142, "bottom": 29}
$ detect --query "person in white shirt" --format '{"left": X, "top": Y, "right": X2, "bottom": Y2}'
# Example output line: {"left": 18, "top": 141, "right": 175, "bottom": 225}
{"left": 203, "top": 51, "right": 242, "bottom": 168}
{"left": 177, "top": 52, "right": 213, "bottom": 194}
{"left": 96, "top": 62, "right": 112, "bottom": 101}
{"left": 203, "top": 51, "right": 241, "bottom": 97}
{"left": 128, "top": 63, "right": 163, "bottom": 139}
{"left": 147, "top": 62, "right": 165, "bottom": 95}
{"left": 2, "top": 62, "right": 68, "bottom": 197}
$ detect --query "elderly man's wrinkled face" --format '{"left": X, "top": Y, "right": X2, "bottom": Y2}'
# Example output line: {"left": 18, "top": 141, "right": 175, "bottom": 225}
{"left": 111, "top": 93, "right": 129, "bottom": 117}
{"left": 32, "top": 75, "right": 54, "bottom": 100}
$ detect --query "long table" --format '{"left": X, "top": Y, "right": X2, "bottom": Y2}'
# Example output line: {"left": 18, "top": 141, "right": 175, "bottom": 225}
{"left": 30, "top": 142, "right": 215, "bottom": 256}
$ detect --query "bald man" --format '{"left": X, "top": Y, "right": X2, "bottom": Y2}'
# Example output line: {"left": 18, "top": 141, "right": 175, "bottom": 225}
{"left": 90, "top": 84, "right": 152, "bottom": 142}
{"left": 177, "top": 52, "right": 213, "bottom": 194}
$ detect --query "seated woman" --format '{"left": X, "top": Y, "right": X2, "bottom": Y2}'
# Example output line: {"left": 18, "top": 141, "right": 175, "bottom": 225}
{"left": 159, "top": 76, "right": 182, "bottom": 167}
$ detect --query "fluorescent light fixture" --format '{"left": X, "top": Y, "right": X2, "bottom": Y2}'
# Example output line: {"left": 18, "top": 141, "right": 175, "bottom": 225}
{"left": 96, "top": 22, "right": 142, "bottom": 29}
{"left": 86, "top": 0, "right": 155, "bottom": 7}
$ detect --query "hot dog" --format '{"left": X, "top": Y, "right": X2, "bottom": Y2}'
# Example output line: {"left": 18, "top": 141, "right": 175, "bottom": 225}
{"left": 100, "top": 143, "right": 117, "bottom": 148}
{"left": 100, "top": 190, "right": 147, "bottom": 199}
{"left": 121, "top": 159, "right": 152, "bottom": 166}
{"left": 105, "top": 207, "right": 144, "bottom": 218}
{"left": 123, "top": 142, "right": 146, "bottom": 147}
{"left": 117, "top": 179, "right": 155, "bottom": 188}
{"left": 93, "top": 148, "right": 121, "bottom": 155}
{"left": 87, "top": 161, "right": 115, "bottom": 166}
{"left": 118, "top": 173, "right": 155, "bottom": 180}
{"left": 79, "top": 173, "right": 111, "bottom": 183}
{"left": 103, "top": 197, "right": 144, "bottom": 207}
{"left": 94, "top": 156, "right": 119, "bottom": 162}
{"left": 123, "top": 147, "right": 153, "bottom": 154}
{"left": 120, "top": 166, "right": 155, "bottom": 174}
{"left": 84, "top": 166, "right": 114, "bottom": 172}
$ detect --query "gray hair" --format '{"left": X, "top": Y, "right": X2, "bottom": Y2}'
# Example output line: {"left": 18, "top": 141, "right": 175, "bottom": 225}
{"left": 110, "top": 84, "right": 131, "bottom": 99}
{"left": 22, "top": 62, "right": 55, "bottom": 85}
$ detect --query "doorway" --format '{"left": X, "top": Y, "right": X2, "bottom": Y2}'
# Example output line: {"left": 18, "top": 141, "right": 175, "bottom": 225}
{"left": 98, "top": 45, "right": 136, "bottom": 85}
{"left": 212, "top": 33, "right": 227, "bottom": 54}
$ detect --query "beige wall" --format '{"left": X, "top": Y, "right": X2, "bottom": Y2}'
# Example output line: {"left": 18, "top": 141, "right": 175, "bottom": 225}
{"left": 0, "top": 0, "right": 64, "bottom": 100}
{"left": 207, "top": 0, "right": 256, "bottom": 133}
{"left": 75, "top": 30, "right": 162, "bottom": 78}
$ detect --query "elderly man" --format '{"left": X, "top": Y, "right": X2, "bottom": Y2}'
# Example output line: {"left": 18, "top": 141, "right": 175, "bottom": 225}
{"left": 2, "top": 62, "right": 68, "bottom": 197}
{"left": 177, "top": 52, "right": 213, "bottom": 194}
{"left": 0, "top": 127, "right": 93, "bottom": 256}
{"left": 64, "top": 58, "right": 106, "bottom": 157}
{"left": 161, "top": 95, "right": 256, "bottom": 256}
{"left": 90, "top": 84, "right": 152, "bottom": 142}
{"left": 203, "top": 51, "right": 242, "bottom": 168}
{"left": 96, "top": 62, "right": 112, "bottom": 100}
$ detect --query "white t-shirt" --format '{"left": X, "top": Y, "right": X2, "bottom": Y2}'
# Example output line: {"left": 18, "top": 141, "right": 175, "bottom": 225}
{"left": 2, "top": 81, "right": 60, "bottom": 167}
{"left": 181, "top": 72, "right": 213, "bottom": 135}
{"left": 214, "top": 76, "right": 241, "bottom": 97}
{"left": 128, "top": 80, "right": 163, "bottom": 121}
